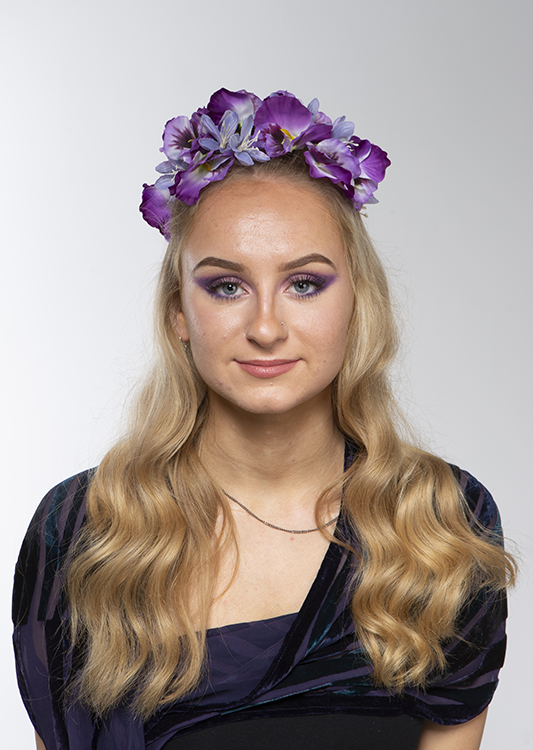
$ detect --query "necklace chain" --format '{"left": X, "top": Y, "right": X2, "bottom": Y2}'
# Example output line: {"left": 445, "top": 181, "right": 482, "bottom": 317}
{"left": 222, "top": 489, "right": 338, "bottom": 534}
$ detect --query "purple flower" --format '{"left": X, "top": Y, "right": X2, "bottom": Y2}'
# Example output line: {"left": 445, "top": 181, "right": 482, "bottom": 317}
{"left": 174, "top": 151, "right": 234, "bottom": 205}
{"left": 350, "top": 179, "right": 380, "bottom": 207}
{"left": 161, "top": 115, "right": 201, "bottom": 161}
{"left": 254, "top": 93, "right": 332, "bottom": 156}
{"left": 349, "top": 138, "right": 391, "bottom": 183}
{"left": 205, "top": 88, "right": 261, "bottom": 126}
{"left": 198, "top": 111, "right": 239, "bottom": 153}
{"left": 153, "top": 157, "right": 189, "bottom": 190}
{"left": 139, "top": 184, "right": 172, "bottom": 240}
{"left": 347, "top": 138, "right": 391, "bottom": 208}
{"left": 228, "top": 115, "right": 270, "bottom": 166}
{"left": 198, "top": 112, "right": 269, "bottom": 166}
{"left": 304, "top": 138, "right": 361, "bottom": 186}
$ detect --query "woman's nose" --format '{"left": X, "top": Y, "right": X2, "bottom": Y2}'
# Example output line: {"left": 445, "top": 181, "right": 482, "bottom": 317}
{"left": 245, "top": 298, "right": 287, "bottom": 347}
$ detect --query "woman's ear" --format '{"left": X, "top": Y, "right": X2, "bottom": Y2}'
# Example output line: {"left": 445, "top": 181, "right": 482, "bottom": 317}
{"left": 171, "top": 306, "right": 190, "bottom": 343}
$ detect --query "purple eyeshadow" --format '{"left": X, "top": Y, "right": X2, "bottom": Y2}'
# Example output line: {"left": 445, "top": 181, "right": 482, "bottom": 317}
{"left": 311, "top": 274, "right": 336, "bottom": 291}
{"left": 194, "top": 272, "right": 337, "bottom": 300}
{"left": 195, "top": 275, "right": 244, "bottom": 300}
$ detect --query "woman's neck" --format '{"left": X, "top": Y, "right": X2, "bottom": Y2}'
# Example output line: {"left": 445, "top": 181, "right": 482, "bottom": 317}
{"left": 198, "top": 392, "right": 345, "bottom": 517}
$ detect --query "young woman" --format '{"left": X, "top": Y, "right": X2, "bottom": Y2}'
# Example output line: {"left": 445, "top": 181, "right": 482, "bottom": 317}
{"left": 13, "top": 88, "right": 515, "bottom": 750}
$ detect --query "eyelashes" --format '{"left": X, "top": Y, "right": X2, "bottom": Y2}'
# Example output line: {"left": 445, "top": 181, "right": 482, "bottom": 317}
{"left": 203, "top": 276, "right": 244, "bottom": 299}
{"left": 288, "top": 274, "right": 328, "bottom": 298}
{"left": 199, "top": 273, "right": 331, "bottom": 300}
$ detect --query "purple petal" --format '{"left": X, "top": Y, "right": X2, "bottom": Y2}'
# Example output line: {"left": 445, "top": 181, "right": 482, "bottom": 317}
{"left": 352, "top": 178, "right": 380, "bottom": 208}
{"left": 292, "top": 122, "right": 333, "bottom": 149}
{"left": 200, "top": 114, "right": 221, "bottom": 141}
{"left": 261, "top": 126, "right": 292, "bottom": 157}
{"left": 218, "top": 110, "right": 239, "bottom": 142}
{"left": 198, "top": 137, "right": 220, "bottom": 151}
{"left": 332, "top": 116, "right": 355, "bottom": 141}
{"left": 155, "top": 160, "right": 176, "bottom": 174}
{"left": 234, "top": 151, "right": 254, "bottom": 166}
{"left": 313, "top": 109, "right": 333, "bottom": 125}
{"left": 174, "top": 152, "right": 234, "bottom": 205}
{"left": 307, "top": 98, "right": 319, "bottom": 117}
{"left": 360, "top": 144, "right": 391, "bottom": 182}
{"left": 220, "top": 109, "right": 239, "bottom": 130}
{"left": 348, "top": 137, "right": 371, "bottom": 161}
{"left": 305, "top": 151, "right": 355, "bottom": 185}
{"left": 154, "top": 174, "right": 176, "bottom": 189}
{"left": 245, "top": 148, "right": 270, "bottom": 163}
{"left": 205, "top": 88, "right": 261, "bottom": 126}
{"left": 306, "top": 99, "right": 333, "bottom": 126}
{"left": 306, "top": 139, "right": 361, "bottom": 178}
{"left": 255, "top": 93, "right": 313, "bottom": 139}
{"left": 162, "top": 116, "right": 197, "bottom": 160}
{"left": 349, "top": 138, "right": 391, "bottom": 182}
{"left": 139, "top": 184, "right": 171, "bottom": 239}
{"left": 240, "top": 114, "right": 254, "bottom": 140}
{"left": 268, "top": 89, "right": 297, "bottom": 97}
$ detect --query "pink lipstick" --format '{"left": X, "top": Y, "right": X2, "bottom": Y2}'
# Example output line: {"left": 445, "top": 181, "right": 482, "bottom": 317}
{"left": 236, "top": 359, "right": 299, "bottom": 378}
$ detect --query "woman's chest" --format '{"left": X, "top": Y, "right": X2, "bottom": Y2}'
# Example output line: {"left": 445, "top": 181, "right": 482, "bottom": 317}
{"left": 208, "top": 529, "right": 331, "bottom": 629}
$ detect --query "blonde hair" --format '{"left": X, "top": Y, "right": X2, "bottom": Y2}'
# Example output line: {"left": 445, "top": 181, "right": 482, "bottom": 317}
{"left": 67, "top": 154, "right": 515, "bottom": 718}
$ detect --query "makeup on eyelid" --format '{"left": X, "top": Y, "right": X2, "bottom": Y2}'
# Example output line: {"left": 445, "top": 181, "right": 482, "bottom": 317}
{"left": 195, "top": 273, "right": 337, "bottom": 300}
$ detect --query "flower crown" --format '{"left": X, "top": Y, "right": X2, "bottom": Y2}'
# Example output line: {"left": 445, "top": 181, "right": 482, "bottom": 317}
{"left": 140, "top": 88, "right": 391, "bottom": 240}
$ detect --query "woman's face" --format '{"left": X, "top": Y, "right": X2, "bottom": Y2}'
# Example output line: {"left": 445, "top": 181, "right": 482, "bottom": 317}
{"left": 176, "top": 177, "right": 354, "bottom": 417}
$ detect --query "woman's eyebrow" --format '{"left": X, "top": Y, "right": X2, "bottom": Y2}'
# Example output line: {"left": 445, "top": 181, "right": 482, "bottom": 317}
{"left": 192, "top": 253, "right": 337, "bottom": 274}
{"left": 280, "top": 253, "right": 337, "bottom": 272}
{"left": 193, "top": 257, "right": 246, "bottom": 273}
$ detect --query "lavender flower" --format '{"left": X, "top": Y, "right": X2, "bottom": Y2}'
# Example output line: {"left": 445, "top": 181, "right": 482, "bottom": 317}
{"left": 228, "top": 115, "right": 270, "bottom": 165}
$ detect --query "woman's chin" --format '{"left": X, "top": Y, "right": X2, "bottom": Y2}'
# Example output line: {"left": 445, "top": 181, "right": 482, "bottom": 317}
{"left": 207, "top": 385, "right": 333, "bottom": 420}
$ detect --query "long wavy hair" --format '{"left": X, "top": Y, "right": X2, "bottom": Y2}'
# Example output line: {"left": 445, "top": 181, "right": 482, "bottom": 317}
{"left": 67, "top": 154, "right": 515, "bottom": 719}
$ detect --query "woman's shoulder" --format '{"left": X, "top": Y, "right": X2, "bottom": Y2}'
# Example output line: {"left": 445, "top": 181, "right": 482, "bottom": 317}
{"left": 345, "top": 438, "right": 501, "bottom": 535}
{"left": 22, "top": 469, "right": 94, "bottom": 553}
{"left": 13, "top": 469, "right": 95, "bottom": 629}
{"left": 448, "top": 464, "right": 502, "bottom": 537}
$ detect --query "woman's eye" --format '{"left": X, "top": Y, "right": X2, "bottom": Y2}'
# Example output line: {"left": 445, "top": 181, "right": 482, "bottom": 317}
{"left": 218, "top": 281, "right": 240, "bottom": 296}
{"left": 293, "top": 279, "right": 315, "bottom": 294}
{"left": 289, "top": 276, "right": 324, "bottom": 296}
{"left": 204, "top": 277, "right": 245, "bottom": 298}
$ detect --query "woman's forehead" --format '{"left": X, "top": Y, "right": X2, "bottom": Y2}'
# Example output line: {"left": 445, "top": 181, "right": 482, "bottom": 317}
{"left": 181, "top": 180, "right": 345, "bottom": 272}
{"left": 191, "top": 177, "right": 340, "bottom": 238}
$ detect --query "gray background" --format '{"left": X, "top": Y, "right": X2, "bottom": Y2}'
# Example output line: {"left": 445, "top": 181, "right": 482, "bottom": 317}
{"left": 1, "top": 0, "right": 531, "bottom": 746}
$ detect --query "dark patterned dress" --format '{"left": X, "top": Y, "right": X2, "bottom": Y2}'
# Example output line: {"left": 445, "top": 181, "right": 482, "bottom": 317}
{"left": 13, "top": 446, "right": 507, "bottom": 749}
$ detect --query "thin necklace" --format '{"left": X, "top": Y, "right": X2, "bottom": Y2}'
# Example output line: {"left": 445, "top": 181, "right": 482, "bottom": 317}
{"left": 222, "top": 489, "right": 339, "bottom": 534}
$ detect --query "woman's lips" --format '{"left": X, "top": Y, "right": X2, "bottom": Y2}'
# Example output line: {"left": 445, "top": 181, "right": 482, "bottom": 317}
{"left": 236, "top": 359, "right": 299, "bottom": 378}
